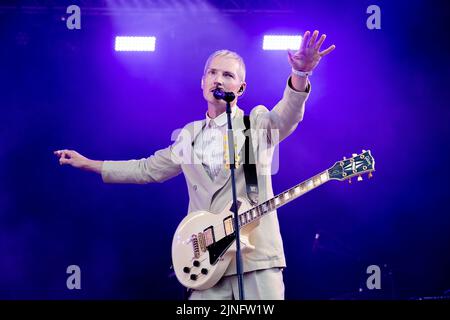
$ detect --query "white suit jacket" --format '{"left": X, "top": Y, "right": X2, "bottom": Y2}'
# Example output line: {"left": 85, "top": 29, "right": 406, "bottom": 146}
{"left": 101, "top": 79, "right": 310, "bottom": 275}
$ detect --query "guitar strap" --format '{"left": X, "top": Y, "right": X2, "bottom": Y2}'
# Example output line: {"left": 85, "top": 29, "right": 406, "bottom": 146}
{"left": 243, "top": 115, "right": 259, "bottom": 205}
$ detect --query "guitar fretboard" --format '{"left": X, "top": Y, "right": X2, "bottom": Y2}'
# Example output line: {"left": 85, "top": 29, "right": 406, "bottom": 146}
{"left": 237, "top": 170, "right": 330, "bottom": 228}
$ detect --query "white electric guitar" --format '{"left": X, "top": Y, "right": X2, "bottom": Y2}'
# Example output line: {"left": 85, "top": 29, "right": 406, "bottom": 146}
{"left": 172, "top": 150, "right": 375, "bottom": 290}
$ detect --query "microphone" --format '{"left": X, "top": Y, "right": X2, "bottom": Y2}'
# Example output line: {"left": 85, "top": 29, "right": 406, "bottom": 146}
{"left": 213, "top": 88, "right": 236, "bottom": 102}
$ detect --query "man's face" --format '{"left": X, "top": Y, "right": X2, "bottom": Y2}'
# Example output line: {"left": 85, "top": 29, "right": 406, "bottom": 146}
{"left": 202, "top": 56, "right": 245, "bottom": 105}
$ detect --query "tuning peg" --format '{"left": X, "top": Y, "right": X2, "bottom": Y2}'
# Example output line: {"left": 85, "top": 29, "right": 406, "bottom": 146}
{"left": 357, "top": 175, "right": 363, "bottom": 182}
{"left": 343, "top": 156, "right": 346, "bottom": 160}
{"left": 368, "top": 172, "right": 373, "bottom": 179}
{"left": 348, "top": 178, "right": 352, "bottom": 184}
{"left": 352, "top": 153, "right": 357, "bottom": 157}
{"left": 362, "top": 149, "right": 367, "bottom": 153}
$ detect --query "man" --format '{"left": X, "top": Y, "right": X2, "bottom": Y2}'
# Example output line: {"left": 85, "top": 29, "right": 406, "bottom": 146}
{"left": 54, "top": 30, "right": 335, "bottom": 299}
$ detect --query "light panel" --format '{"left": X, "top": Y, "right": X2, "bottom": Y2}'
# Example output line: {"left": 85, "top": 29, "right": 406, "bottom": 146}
{"left": 263, "top": 35, "right": 302, "bottom": 50}
{"left": 115, "top": 36, "right": 156, "bottom": 52}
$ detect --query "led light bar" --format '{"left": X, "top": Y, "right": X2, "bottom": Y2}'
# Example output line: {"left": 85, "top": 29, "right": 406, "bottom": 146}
{"left": 115, "top": 36, "right": 156, "bottom": 52}
{"left": 262, "top": 35, "right": 302, "bottom": 50}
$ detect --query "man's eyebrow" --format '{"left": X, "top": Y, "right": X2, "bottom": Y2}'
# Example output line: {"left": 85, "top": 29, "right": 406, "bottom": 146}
{"left": 208, "top": 68, "right": 235, "bottom": 75}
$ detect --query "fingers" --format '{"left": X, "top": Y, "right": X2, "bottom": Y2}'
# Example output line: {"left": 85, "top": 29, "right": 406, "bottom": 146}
{"left": 59, "top": 157, "right": 72, "bottom": 165}
{"left": 315, "top": 34, "right": 326, "bottom": 51}
{"left": 319, "top": 44, "right": 336, "bottom": 57}
{"left": 308, "top": 30, "right": 319, "bottom": 48}
{"left": 300, "top": 31, "right": 310, "bottom": 50}
{"left": 54, "top": 149, "right": 69, "bottom": 158}
{"left": 54, "top": 149, "right": 73, "bottom": 165}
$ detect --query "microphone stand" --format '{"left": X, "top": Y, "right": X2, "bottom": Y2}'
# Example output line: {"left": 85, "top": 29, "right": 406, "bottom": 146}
{"left": 224, "top": 98, "right": 245, "bottom": 301}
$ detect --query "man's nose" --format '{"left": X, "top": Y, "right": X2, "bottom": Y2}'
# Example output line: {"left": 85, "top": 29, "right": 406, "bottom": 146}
{"left": 213, "top": 74, "right": 224, "bottom": 85}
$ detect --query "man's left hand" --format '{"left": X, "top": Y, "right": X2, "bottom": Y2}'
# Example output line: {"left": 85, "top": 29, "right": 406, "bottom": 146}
{"left": 288, "top": 30, "right": 336, "bottom": 72}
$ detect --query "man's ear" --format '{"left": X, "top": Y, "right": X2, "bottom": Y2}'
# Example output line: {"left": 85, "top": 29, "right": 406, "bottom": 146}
{"left": 238, "top": 82, "right": 247, "bottom": 96}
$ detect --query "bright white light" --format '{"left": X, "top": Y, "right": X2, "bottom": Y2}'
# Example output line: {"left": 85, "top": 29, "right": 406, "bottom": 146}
{"left": 115, "top": 36, "right": 156, "bottom": 52}
{"left": 263, "top": 35, "right": 302, "bottom": 50}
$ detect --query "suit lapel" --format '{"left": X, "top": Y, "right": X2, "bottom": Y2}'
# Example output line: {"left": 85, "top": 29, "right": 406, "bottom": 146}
{"left": 234, "top": 109, "right": 246, "bottom": 159}
{"left": 185, "top": 119, "right": 217, "bottom": 189}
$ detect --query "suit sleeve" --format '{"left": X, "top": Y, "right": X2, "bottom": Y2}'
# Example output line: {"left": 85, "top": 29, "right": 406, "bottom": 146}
{"left": 101, "top": 144, "right": 182, "bottom": 184}
{"left": 250, "top": 77, "right": 311, "bottom": 144}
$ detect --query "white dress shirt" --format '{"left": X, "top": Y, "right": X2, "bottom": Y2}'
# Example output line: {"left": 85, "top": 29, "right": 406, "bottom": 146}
{"left": 194, "top": 107, "right": 237, "bottom": 180}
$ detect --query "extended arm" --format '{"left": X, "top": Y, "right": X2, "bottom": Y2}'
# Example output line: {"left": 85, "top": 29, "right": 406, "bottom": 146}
{"left": 54, "top": 145, "right": 182, "bottom": 184}
{"left": 252, "top": 30, "right": 335, "bottom": 142}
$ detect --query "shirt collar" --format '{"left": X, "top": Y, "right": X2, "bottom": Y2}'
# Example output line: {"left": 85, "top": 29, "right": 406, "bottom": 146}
{"left": 205, "top": 106, "right": 237, "bottom": 127}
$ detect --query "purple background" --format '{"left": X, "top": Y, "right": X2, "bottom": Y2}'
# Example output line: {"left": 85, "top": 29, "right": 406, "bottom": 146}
{"left": 1, "top": 0, "right": 449, "bottom": 299}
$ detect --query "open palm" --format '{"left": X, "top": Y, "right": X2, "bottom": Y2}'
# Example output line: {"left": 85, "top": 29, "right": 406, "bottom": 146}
{"left": 288, "top": 30, "right": 336, "bottom": 72}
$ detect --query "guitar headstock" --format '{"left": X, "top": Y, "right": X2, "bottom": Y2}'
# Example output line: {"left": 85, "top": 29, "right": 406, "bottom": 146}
{"left": 328, "top": 150, "right": 375, "bottom": 182}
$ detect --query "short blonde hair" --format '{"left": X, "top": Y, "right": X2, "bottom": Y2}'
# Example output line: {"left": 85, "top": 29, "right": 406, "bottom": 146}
{"left": 203, "top": 50, "right": 246, "bottom": 81}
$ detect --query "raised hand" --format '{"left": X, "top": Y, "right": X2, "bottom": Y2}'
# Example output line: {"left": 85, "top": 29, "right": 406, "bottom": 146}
{"left": 288, "top": 30, "right": 336, "bottom": 72}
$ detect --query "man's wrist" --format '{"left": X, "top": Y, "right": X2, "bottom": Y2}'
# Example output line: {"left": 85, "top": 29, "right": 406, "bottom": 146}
{"left": 84, "top": 159, "right": 103, "bottom": 174}
{"left": 290, "top": 75, "right": 310, "bottom": 92}
{"left": 291, "top": 68, "right": 313, "bottom": 78}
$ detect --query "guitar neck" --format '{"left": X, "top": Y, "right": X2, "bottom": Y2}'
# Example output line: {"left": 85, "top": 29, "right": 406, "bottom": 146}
{"left": 237, "top": 170, "right": 330, "bottom": 228}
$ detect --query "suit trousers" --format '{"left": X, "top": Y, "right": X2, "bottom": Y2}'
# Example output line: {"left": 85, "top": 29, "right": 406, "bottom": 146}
{"left": 188, "top": 267, "right": 284, "bottom": 300}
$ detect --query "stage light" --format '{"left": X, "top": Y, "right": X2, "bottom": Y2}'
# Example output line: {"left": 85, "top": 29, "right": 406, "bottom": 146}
{"left": 115, "top": 36, "right": 156, "bottom": 52}
{"left": 262, "top": 35, "right": 302, "bottom": 50}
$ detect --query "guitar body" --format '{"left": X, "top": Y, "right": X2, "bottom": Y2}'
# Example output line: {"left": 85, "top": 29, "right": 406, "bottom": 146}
{"left": 171, "top": 197, "right": 258, "bottom": 290}
{"left": 171, "top": 150, "right": 375, "bottom": 291}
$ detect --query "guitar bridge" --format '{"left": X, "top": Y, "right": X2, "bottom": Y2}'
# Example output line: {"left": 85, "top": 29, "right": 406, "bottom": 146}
{"left": 191, "top": 234, "right": 200, "bottom": 259}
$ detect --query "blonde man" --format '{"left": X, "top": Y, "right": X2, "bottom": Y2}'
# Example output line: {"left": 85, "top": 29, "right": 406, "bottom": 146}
{"left": 55, "top": 30, "right": 335, "bottom": 299}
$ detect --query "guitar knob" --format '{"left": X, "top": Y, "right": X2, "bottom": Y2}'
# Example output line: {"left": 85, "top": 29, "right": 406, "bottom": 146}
{"left": 183, "top": 267, "right": 190, "bottom": 274}
{"left": 193, "top": 260, "right": 200, "bottom": 267}
{"left": 190, "top": 274, "right": 197, "bottom": 281}
{"left": 357, "top": 175, "right": 363, "bottom": 181}
{"left": 201, "top": 268, "right": 208, "bottom": 275}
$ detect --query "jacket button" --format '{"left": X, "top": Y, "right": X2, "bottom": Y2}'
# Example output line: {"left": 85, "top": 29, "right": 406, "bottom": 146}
{"left": 193, "top": 185, "right": 198, "bottom": 191}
